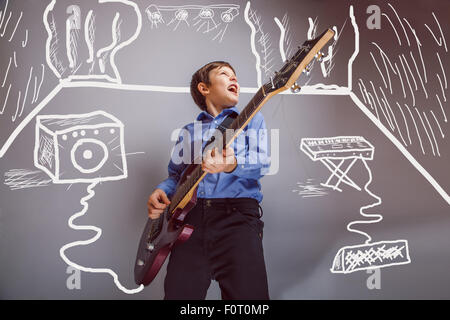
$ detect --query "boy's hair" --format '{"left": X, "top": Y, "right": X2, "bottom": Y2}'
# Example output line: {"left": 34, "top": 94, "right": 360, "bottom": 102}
{"left": 190, "top": 61, "right": 236, "bottom": 111}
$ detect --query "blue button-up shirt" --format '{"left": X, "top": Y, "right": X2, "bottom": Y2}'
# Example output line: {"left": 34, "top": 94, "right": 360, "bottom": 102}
{"left": 156, "top": 106, "right": 271, "bottom": 202}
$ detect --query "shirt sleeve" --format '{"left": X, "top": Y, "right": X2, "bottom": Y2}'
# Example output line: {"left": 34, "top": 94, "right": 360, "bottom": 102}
{"left": 155, "top": 127, "right": 190, "bottom": 198}
{"left": 227, "top": 112, "right": 271, "bottom": 180}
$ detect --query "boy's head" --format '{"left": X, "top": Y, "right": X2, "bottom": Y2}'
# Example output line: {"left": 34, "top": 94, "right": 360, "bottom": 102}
{"left": 190, "top": 61, "right": 240, "bottom": 112}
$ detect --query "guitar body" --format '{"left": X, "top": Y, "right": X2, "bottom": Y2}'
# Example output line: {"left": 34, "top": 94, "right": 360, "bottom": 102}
{"left": 134, "top": 165, "right": 198, "bottom": 286}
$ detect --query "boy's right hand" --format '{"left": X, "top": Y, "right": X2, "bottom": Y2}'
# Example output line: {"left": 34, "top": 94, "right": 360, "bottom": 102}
{"left": 147, "top": 188, "right": 171, "bottom": 219}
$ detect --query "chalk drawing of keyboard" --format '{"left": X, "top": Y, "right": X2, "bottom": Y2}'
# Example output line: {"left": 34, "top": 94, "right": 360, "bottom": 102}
{"left": 301, "top": 136, "right": 375, "bottom": 192}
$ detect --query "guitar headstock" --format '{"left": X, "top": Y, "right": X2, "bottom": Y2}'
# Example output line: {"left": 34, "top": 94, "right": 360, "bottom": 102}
{"left": 263, "top": 28, "right": 335, "bottom": 94}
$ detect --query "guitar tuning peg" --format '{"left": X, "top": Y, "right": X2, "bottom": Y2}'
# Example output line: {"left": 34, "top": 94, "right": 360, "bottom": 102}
{"left": 291, "top": 82, "right": 301, "bottom": 93}
{"left": 316, "top": 51, "right": 325, "bottom": 62}
{"left": 302, "top": 67, "right": 311, "bottom": 76}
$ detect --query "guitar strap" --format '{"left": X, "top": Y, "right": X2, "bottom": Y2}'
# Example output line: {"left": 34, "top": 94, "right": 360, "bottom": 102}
{"left": 203, "top": 111, "right": 238, "bottom": 151}
{"left": 216, "top": 111, "right": 238, "bottom": 133}
{"left": 180, "top": 111, "right": 239, "bottom": 180}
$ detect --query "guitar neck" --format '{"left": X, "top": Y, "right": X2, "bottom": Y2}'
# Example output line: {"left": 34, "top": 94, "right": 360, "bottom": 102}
{"left": 227, "top": 86, "right": 273, "bottom": 145}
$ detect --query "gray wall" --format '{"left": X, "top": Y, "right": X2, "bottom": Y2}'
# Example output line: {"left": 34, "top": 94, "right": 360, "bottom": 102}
{"left": 0, "top": 0, "right": 449, "bottom": 299}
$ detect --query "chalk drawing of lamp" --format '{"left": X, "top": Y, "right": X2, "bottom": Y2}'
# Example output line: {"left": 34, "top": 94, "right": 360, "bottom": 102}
{"left": 34, "top": 111, "right": 127, "bottom": 184}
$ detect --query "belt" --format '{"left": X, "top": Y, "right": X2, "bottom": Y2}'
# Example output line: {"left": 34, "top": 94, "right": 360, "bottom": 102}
{"left": 197, "top": 197, "right": 263, "bottom": 218}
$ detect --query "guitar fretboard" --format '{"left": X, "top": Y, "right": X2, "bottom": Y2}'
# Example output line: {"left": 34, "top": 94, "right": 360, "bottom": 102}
{"left": 230, "top": 85, "right": 269, "bottom": 131}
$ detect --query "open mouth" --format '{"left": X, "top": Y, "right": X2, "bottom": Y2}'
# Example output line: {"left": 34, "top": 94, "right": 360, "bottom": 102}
{"left": 227, "top": 84, "right": 239, "bottom": 94}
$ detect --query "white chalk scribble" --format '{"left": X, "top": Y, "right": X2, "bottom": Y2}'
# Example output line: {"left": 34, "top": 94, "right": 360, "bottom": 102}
{"left": 4, "top": 168, "right": 52, "bottom": 190}
{"left": 292, "top": 179, "right": 328, "bottom": 198}
{"left": 357, "top": 3, "right": 448, "bottom": 159}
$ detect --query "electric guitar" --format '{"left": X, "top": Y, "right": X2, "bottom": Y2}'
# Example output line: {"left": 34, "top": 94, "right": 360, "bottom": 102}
{"left": 134, "top": 28, "right": 335, "bottom": 286}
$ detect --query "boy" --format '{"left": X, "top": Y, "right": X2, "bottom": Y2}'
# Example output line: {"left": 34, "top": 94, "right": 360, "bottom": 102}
{"left": 147, "top": 61, "right": 270, "bottom": 300}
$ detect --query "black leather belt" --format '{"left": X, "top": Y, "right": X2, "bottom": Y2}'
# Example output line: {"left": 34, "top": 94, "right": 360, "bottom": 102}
{"left": 197, "top": 197, "right": 263, "bottom": 218}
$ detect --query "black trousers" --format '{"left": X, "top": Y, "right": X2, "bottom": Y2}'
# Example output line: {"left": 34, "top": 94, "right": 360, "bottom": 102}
{"left": 164, "top": 197, "right": 269, "bottom": 300}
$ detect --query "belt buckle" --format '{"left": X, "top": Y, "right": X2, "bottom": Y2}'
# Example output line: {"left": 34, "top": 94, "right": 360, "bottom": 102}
{"left": 206, "top": 199, "right": 212, "bottom": 207}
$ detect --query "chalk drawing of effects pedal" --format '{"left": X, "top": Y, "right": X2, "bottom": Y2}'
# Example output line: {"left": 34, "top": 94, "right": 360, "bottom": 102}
{"left": 330, "top": 240, "right": 411, "bottom": 274}
{"left": 300, "top": 136, "right": 374, "bottom": 192}
{"left": 34, "top": 111, "right": 127, "bottom": 184}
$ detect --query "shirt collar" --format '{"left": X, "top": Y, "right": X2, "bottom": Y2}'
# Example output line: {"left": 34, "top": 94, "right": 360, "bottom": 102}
{"left": 196, "top": 106, "right": 239, "bottom": 122}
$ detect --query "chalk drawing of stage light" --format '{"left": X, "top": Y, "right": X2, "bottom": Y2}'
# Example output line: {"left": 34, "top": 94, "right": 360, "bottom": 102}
{"left": 199, "top": 7, "right": 214, "bottom": 19}
{"left": 221, "top": 7, "right": 239, "bottom": 23}
{"left": 175, "top": 9, "right": 189, "bottom": 21}
{"left": 168, "top": 9, "right": 189, "bottom": 30}
{"left": 34, "top": 111, "right": 127, "bottom": 184}
{"left": 145, "top": 4, "right": 164, "bottom": 28}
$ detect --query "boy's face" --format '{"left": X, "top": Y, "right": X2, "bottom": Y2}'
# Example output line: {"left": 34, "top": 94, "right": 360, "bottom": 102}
{"left": 200, "top": 66, "right": 240, "bottom": 109}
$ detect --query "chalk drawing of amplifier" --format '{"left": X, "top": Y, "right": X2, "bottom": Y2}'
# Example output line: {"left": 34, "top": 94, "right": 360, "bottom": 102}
{"left": 34, "top": 111, "right": 127, "bottom": 183}
{"left": 300, "top": 136, "right": 411, "bottom": 274}
{"left": 33, "top": 111, "right": 141, "bottom": 294}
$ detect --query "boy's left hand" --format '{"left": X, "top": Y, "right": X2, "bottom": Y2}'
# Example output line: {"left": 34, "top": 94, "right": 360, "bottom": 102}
{"left": 202, "top": 147, "right": 237, "bottom": 174}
